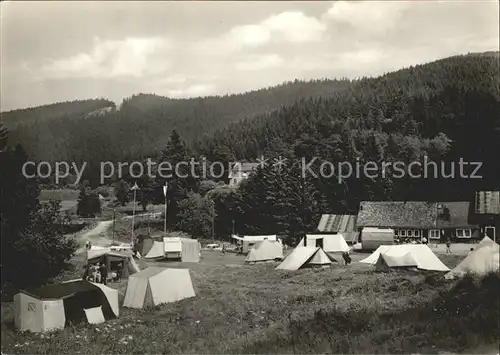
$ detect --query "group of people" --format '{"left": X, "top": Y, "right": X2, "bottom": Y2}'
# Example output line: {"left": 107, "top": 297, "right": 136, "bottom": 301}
{"left": 82, "top": 261, "right": 123, "bottom": 285}
{"left": 395, "top": 237, "right": 429, "bottom": 245}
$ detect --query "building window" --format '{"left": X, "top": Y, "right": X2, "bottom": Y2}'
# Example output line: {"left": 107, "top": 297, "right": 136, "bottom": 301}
{"left": 456, "top": 229, "right": 472, "bottom": 238}
{"left": 394, "top": 229, "right": 399, "bottom": 236}
{"left": 400, "top": 230, "right": 406, "bottom": 237}
{"left": 414, "top": 230, "right": 420, "bottom": 238}
{"left": 429, "top": 229, "right": 441, "bottom": 239}
{"left": 407, "top": 230, "right": 413, "bottom": 237}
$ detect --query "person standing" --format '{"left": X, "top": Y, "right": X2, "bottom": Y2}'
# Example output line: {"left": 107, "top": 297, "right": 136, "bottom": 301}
{"left": 99, "top": 262, "right": 107, "bottom": 285}
{"left": 422, "top": 236, "right": 428, "bottom": 245}
{"left": 116, "top": 262, "right": 123, "bottom": 282}
{"left": 342, "top": 251, "right": 351, "bottom": 265}
{"left": 446, "top": 239, "right": 452, "bottom": 254}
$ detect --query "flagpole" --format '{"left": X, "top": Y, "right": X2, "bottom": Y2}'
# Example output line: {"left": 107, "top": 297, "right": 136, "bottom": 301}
{"left": 131, "top": 182, "right": 139, "bottom": 246}
{"left": 163, "top": 181, "right": 168, "bottom": 237}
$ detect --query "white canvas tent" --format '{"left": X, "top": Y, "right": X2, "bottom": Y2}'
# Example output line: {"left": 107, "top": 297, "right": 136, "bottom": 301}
{"left": 123, "top": 267, "right": 196, "bottom": 309}
{"left": 375, "top": 252, "right": 418, "bottom": 270}
{"left": 232, "top": 234, "right": 277, "bottom": 253}
{"left": 276, "top": 246, "right": 332, "bottom": 271}
{"left": 298, "top": 234, "right": 350, "bottom": 253}
{"left": 145, "top": 238, "right": 201, "bottom": 262}
{"left": 445, "top": 236, "right": 500, "bottom": 279}
{"left": 145, "top": 241, "right": 165, "bottom": 259}
{"left": 245, "top": 240, "right": 283, "bottom": 263}
{"left": 360, "top": 244, "right": 449, "bottom": 272}
{"left": 14, "top": 280, "right": 119, "bottom": 333}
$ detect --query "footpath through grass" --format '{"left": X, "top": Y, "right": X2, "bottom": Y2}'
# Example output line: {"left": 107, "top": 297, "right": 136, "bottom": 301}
{"left": 1, "top": 253, "right": 498, "bottom": 354}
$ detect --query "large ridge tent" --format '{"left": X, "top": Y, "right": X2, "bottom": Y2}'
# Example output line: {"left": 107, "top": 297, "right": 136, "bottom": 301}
{"left": 298, "top": 234, "right": 350, "bottom": 253}
{"left": 145, "top": 238, "right": 201, "bottom": 262}
{"left": 245, "top": 240, "right": 283, "bottom": 263}
{"left": 87, "top": 249, "right": 140, "bottom": 279}
{"left": 123, "top": 267, "right": 196, "bottom": 308}
{"left": 276, "top": 246, "right": 332, "bottom": 271}
{"left": 232, "top": 234, "right": 277, "bottom": 254}
{"left": 445, "top": 236, "right": 500, "bottom": 279}
{"left": 14, "top": 280, "right": 119, "bottom": 333}
{"left": 359, "top": 244, "right": 449, "bottom": 272}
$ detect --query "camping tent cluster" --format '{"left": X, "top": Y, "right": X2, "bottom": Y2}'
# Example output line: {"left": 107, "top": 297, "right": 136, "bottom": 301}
{"left": 141, "top": 236, "right": 201, "bottom": 262}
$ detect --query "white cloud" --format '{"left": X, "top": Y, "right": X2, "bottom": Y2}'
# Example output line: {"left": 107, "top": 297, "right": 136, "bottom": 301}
{"left": 262, "top": 11, "right": 327, "bottom": 43}
{"left": 166, "top": 84, "right": 216, "bottom": 98}
{"left": 198, "top": 10, "right": 327, "bottom": 54}
{"left": 235, "top": 54, "right": 284, "bottom": 71}
{"left": 41, "top": 36, "right": 172, "bottom": 79}
{"left": 325, "top": 1, "right": 408, "bottom": 32}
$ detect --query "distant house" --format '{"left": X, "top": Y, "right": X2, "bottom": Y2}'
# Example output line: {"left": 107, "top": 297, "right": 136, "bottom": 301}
{"left": 357, "top": 201, "right": 437, "bottom": 250}
{"left": 85, "top": 106, "right": 114, "bottom": 118}
{"left": 228, "top": 162, "right": 259, "bottom": 188}
{"left": 472, "top": 191, "right": 500, "bottom": 241}
{"left": 356, "top": 201, "right": 482, "bottom": 250}
{"left": 315, "top": 214, "right": 358, "bottom": 244}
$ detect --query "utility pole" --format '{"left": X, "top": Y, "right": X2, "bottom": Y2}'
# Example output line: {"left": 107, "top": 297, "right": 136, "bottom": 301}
{"left": 212, "top": 200, "right": 215, "bottom": 244}
{"left": 131, "top": 182, "right": 139, "bottom": 246}
{"left": 232, "top": 219, "right": 235, "bottom": 236}
{"left": 112, "top": 208, "right": 116, "bottom": 242}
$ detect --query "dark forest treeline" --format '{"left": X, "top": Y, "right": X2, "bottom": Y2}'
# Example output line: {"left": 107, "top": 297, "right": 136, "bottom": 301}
{"left": 1, "top": 51, "right": 499, "bottom": 242}
{"left": 3, "top": 79, "right": 352, "bottom": 182}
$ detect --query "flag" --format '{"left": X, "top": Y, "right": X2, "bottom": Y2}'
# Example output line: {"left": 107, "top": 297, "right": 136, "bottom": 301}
{"left": 131, "top": 182, "right": 139, "bottom": 191}
{"left": 163, "top": 181, "right": 168, "bottom": 197}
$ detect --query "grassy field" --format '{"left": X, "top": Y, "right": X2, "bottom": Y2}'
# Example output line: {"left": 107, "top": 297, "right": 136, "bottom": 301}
{"left": 40, "top": 188, "right": 80, "bottom": 212}
{"left": 2, "top": 250, "right": 499, "bottom": 354}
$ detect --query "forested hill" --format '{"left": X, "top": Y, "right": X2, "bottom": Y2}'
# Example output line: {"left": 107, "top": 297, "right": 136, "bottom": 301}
{"left": 197, "top": 52, "right": 499, "bottom": 211}
{"left": 4, "top": 79, "right": 351, "bottom": 171}
{"left": 1, "top": 99, "right": 116, "bottom": 129}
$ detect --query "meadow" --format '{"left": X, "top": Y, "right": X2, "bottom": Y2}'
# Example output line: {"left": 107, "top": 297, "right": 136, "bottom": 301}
{"left": 1, "top": 251, "right": 498, "bottom": 354}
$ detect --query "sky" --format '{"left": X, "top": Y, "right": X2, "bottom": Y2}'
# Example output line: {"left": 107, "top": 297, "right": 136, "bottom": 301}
{"left": 1, "top": 0, "right": 498, "bottom": 111}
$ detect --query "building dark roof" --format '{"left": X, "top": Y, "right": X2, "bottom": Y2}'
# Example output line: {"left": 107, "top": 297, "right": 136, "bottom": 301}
{"left": 317, "top": 214, "right": 357, "bottom": 233}
{"left": 22, "top": 280, "right": 99, "bottom": 300}
{"left": 436, "top": 202, "right": 478, "bottom": 229}
{"left": 357, "top": 201, "right": 438, "bottom": 229}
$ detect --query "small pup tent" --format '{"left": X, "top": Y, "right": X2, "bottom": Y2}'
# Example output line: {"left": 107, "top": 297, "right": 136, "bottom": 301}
{"left": 298, "top": 234, "right": 350, "bottom": 253}
{"left": 87, "top": 249, "right": 140, "bottom": 279}
{"left": 245, "top": 240, "right": 283, "bottom": 263}
{"left": 123, "top": 267, "right": 196, "bottom": 309}
{"left": 276, "top": 246, "right": 332, "bottom": 271}
{"left": 375, "top": 252, "right": 418, "bottom": 271}
{"left": 445, "top": 236, "right": 500, "bottom": 279}
{"left": 360, "top": 244, "right": 449, "bottom": 272}
{"left": 14, "top": 280, "right": 119, "bottom": 333}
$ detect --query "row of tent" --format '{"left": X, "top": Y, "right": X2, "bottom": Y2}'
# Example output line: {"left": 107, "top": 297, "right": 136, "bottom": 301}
{"left": 274, "top": 235, "right": 499, "bottom": 279}
{"left": 15, "top": 266, "right": 196, "bottom": 333}
{"left": 137, "top": 236, "right": 201, "bottom": 263}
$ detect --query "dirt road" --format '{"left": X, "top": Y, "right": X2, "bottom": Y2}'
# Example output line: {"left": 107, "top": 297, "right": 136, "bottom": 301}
{"left": 75, "top": 220, "right": 113, "bottom": 254}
